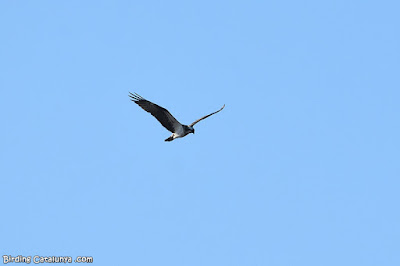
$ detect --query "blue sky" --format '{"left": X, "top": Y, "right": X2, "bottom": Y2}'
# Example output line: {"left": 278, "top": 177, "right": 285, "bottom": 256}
{"left": 1, "top": 1, "right": 399, "bottom": 265}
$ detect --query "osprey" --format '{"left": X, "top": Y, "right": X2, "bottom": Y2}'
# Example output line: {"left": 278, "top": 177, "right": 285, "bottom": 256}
{"left": 129, "top": 92, "right": 225, "bottom": 141}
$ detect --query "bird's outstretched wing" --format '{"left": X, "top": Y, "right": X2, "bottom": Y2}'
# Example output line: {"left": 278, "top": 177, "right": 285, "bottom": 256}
{"left": 129, "top": 92, "right": 182, "bottom": 133}
{"left": 189, "top": 104, "right": 225, "bottom": 127}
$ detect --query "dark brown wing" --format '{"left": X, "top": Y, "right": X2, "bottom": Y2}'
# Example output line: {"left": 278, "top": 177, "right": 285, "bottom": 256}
{"left": 189, "top": 104, "right": 225, "bottom": 127}
{"left": 129, "top": 92, "right": 182, "bottom": 133}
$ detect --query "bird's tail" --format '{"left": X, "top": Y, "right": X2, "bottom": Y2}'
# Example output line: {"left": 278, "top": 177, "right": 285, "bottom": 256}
{"left": 165, "top": 136, "right": 174, "bottom": 142}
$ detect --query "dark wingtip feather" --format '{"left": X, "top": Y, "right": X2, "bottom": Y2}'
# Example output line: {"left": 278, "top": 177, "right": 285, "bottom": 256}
{"left": 128, "top": 92, "right": 145, "bottom": 102}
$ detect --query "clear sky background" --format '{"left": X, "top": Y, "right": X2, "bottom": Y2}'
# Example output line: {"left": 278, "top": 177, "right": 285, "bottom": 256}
{"left": 1, "top": 1, "right": 399, "bottom": 265}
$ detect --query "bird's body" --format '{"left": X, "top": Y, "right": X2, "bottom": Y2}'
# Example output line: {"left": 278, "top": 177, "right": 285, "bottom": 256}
{"left": 129, "top": 92, "right": 224, "bottom": 141}
{"left": 165, "top": 125, "right": 193, "bottom": 141}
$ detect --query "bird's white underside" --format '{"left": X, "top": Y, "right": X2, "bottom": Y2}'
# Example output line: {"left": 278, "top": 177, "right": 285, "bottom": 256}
{"left": 172, "top": 126, "right": 185, "bottom": 139}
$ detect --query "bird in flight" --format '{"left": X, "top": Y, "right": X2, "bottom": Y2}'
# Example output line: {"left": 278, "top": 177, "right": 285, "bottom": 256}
{"left": 129, "top": 92, "right": 225, "bottom": 141}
